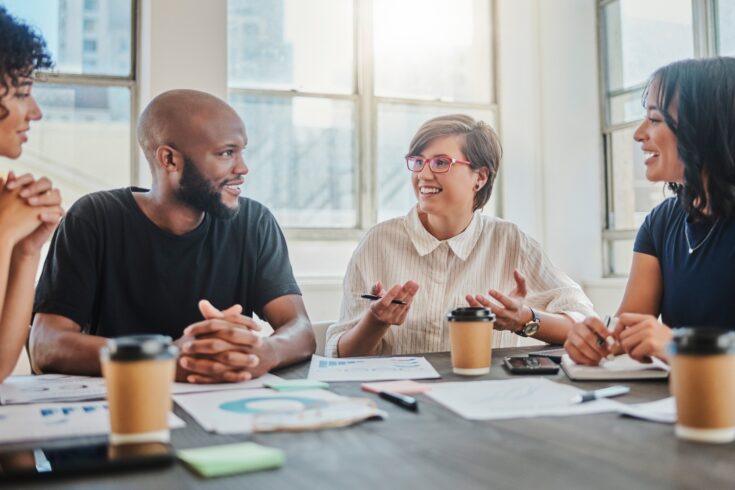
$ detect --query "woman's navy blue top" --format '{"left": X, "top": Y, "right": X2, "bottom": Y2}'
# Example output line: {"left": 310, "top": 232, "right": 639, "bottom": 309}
{"left": 634, "top": 196, "right": 735, "bottom": 330}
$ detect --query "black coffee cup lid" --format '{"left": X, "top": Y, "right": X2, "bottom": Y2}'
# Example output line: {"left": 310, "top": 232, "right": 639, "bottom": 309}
{"left": 101, "top": 335, "right": 178, "bottom": 361}
{"left": 669, "top": 327, "right": 735, "bottom": 355}
{"left": 447, "top": 307, "right": 495, "bottom": 322}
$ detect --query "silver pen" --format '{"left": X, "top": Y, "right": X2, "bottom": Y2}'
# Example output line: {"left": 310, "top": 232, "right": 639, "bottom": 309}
{"left": 570, "top": 385, "right": 630, "bottom": 404}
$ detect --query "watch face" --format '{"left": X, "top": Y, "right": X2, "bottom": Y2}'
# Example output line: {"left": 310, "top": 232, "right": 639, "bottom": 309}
{"left": 523, "top": 322, "right": 540, "bottom": 336}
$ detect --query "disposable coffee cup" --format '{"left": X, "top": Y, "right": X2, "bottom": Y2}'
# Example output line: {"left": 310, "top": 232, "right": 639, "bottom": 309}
{"left": 447, "top": 307, "right": 495, "bottom": 375}
{"left": 669, "top": 328, "right": 735, "bottom": 444}
{"left": 100, "top": 335, "right": 178, "bottom": 445}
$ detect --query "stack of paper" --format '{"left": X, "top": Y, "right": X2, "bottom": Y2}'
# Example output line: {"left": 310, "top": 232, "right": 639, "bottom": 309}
{"left": 178, "top": 442, "right": 284, "bottom": 478}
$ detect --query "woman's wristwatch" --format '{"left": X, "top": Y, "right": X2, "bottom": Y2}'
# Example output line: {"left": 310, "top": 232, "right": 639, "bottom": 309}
{"left": 516, "top": 307, "right": 540, "bottom": 337}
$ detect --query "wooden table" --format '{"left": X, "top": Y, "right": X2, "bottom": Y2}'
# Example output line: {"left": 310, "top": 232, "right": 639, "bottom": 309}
{"left": 5, "top": 347, "right": 734, "bottom": 489}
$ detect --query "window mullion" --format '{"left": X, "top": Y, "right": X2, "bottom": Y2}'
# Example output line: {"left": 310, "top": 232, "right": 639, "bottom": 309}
{"left": 356, "top": 0, "right": 375, "bottom": 229}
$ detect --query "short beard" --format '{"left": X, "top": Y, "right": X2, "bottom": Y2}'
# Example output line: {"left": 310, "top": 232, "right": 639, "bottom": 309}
{"left": 175, "top": 154, "right": 239, "bottom": 220}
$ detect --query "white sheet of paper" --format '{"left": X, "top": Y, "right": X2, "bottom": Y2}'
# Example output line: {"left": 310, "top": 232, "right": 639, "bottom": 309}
{"left": 425, "top": 378, "right": 624, "bottom": 420}
{"left": 171, "top": 373, "right": 284, "bottom": 395}
{"left": 618, "top": 397, "right": 676, "bottom": 424}
{"left": 0, "top": 401, "right": 185, "bottom": 444}
{"left": 0, "top": 375, "right": 107, "bottom": 405}
{"left": 0, "top": 373, "right": 284, "bottom": 405}
{"left": 307, "top": 355, "right": 440, "bottom": 382}
{"left": 173, "top": 388, "right": 350, "bottom": 434}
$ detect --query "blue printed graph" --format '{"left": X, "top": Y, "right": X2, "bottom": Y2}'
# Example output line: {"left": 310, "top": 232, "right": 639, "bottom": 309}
{"left": 40, "top": 404, "right": 108, "bottom": 417}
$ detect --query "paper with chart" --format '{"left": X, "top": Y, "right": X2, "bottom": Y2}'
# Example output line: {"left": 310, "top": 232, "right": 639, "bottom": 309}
{"left": 0, "top": 401, "right": 185, "bottom": 444}
{"left": 307, "top": 355, "right": 440, "bottom": 382}
{"left": 618, "top": 397, "right": 676, "bottom": 424}
{"left": 0, "top": 373, "right": 285, "bottom": 405}
{"left": 425, "top": 378, "right": 624, "bottom": 420}
{"left": 174, "top": 388, "right": 385, "bottom": 434}
{"left": 0, "top": 374, "right": 108, "bottom": 405}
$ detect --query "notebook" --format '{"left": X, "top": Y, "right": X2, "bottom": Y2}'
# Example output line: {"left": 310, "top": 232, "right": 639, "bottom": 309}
{"left": 560, "top": 354, "right": 669, "bottom": 381}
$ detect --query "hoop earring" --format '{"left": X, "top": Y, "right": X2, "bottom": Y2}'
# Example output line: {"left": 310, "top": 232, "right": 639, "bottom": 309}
{"left": 474, "top": 183, "right": 481, "bottom": 191}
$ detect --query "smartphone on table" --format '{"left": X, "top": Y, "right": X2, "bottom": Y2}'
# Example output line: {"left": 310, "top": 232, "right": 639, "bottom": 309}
{"left": 503, "top": 356, "right": 560, "bottom": 374}
{"left": 0, "top": 441, "right": 174, "bottom": 481}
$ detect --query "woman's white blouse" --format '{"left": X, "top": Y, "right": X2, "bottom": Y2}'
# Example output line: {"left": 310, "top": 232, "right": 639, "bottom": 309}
{"left": 325, "top": 207, "right": 595, "bottom": 357}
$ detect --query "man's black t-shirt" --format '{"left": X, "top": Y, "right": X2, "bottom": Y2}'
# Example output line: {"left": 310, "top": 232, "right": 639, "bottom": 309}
{"left": 34, "top": 187, "right": 301, "bottom": 339}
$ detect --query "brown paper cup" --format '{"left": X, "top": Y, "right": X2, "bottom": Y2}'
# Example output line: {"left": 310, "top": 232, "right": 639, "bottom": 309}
{"left": 100, "top": 335, "right": 178, "bottom": 445}
{"left": 447, "top": 307, "right": 495, "bottom": 376}
{"left": 669, "top": 328, "right": 735, "bottom": 444}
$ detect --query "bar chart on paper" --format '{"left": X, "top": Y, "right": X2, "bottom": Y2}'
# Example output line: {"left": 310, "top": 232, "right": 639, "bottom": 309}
{"left": 0, "top": 401, "right": 185, "bottom": 444}
{"left": 307, "top": 355, "right": 441, "bottom": 382}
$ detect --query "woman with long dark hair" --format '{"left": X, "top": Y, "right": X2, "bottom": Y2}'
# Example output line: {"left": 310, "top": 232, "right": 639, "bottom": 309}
{"left": 0, "top": 6, "right": 63, "bottom": 380}
{"left": 566, "top": 57, "right": 735, "bottom": 365}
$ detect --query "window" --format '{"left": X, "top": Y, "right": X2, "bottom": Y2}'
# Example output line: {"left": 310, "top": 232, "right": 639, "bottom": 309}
{"left": 0, "top": 0, "right": 136, "bottom": 207}
{"left": 598, "top": 0, "right": 732, "bottom": 276}
{"left": 227, "top": 0, "right": 497, "bottom": 234}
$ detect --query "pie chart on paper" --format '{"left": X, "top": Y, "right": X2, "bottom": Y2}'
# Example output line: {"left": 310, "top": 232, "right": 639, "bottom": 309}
{"left": 219, "top": 396, "right": 329, "bottom": 414}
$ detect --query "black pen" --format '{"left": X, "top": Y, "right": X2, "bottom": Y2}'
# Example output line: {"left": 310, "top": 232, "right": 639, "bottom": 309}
{"left": 378, "top": 390, "right": 418, "bottom": 412}
{"left": 361, "top": 294, "right": 406, "bottom": 305}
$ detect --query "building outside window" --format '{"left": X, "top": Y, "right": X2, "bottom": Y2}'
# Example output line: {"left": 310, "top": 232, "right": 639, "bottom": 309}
{"left": 0, "top": 0, "right": 136, "bottom": 208}
{"left": 227, "top": 0, "right": 497, "bottom": 236}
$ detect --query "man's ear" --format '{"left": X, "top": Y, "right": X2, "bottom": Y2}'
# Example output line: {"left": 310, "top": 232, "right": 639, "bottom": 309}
{"left": 155, "top": 146, "right": 181, "bottom": 173}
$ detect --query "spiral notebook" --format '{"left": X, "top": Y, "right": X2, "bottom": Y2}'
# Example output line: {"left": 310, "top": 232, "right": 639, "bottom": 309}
{"left": 561, "top": 354, "right": 669, "bottom": 381}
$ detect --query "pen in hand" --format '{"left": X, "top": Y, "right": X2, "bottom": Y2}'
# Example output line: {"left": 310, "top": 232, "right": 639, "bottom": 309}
{"left": 596, "top": 315, "right": 617, "bottom": 360}
{"left": 570, "top": 385, "right": 630, "bottom": 404}
{"left": 361, "top": 294, "right": 407, "bottom": 305}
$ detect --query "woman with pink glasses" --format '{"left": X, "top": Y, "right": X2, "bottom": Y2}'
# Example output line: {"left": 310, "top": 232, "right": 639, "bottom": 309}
{"left": 0, "top": 6, "right": 63, "bottom": 380}
{"left": 326, "top": 114, "right": 593, "bottom": 357}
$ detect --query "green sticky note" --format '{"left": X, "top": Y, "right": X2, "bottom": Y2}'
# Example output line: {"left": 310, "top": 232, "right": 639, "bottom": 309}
{"left": 178, "top": 442, "right": 285, "bottom": 478}
{"left": 264, "top": 379, "right": 330, "bottom": 391}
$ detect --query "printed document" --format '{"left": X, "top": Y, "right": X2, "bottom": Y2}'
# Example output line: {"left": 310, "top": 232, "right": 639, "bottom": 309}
{"left": 307, "top": 355, "right": 440, "bottom": 382}
{"left": 425, "top": 378, "right": 624, "bottom": 420}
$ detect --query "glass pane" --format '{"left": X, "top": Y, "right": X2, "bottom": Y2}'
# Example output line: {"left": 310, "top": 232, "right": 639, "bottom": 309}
{"left": 602, "top": 0, "right": 693, "bottom": 94}
{"left": 609, "top": 126, "right": 668, "bottom": 230}
{"left": 0, "top": 0, "right": 133, "bottom": 77}
{"left": 228, "top": 94, "right": 356, "bottom": 227}
{"left": 228, "top": 0, "right": 354, "bottom": 93}
{"left": 377, "top": 103, "right": 496, "bottom": 222}
{"left": 717, "top": 0, "right": 735, "bottom": 55}
{"left": 0, "top": 84, "right": 132, "bottom": 208}
{"left": 610, "top": 239, "right": 635, "bottom": 276}
{"left": 609, "top": 89, "right": 645, "bottom": 126}
{"left": 373, "top": 0, "right": 492, "bottom": 103}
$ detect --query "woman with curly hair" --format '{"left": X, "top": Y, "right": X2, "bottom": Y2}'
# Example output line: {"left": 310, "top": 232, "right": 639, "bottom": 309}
{"left": 0, "top": 6, "right": 64, "bottom": 380}
{"left": 566, "top": 57, "right": 735, "bottom": 365}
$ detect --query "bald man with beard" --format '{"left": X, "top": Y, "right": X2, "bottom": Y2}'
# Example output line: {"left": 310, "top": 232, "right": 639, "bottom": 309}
{"left": 31, "top": 90, "right": 315, "bottom": 383}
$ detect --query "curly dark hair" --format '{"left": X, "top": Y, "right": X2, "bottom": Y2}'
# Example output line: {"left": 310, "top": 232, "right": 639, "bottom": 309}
{"left": 643, "top": 57, "right": 735, "bottom": 222}
{"left": 0, "top": 6, "right": 53, "bottom": 120}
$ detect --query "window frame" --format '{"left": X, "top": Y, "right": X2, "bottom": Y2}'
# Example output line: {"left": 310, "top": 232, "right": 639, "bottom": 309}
{"left": 34, "top": 0, "right": 139, "bottom": 187}
{"left": 227, "top": 0, "right": 500, "bottom": 241}
{"left": 597, "top": 0, "right": 720, "bottom": 276}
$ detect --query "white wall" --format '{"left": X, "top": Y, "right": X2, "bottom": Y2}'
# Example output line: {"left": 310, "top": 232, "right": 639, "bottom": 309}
{"left": 136, "top": 0, "right": 228, "bottom": 188}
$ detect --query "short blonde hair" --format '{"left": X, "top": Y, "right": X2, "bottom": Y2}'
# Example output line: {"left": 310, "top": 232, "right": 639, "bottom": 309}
{"left": 407, "top": 114, "right": 501, "bottom": 210}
